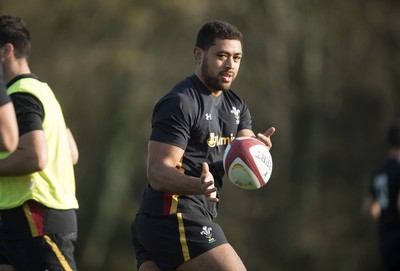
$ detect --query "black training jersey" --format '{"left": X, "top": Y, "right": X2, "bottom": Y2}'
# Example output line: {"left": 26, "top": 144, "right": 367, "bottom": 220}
{"left": 370, "top": 157, "right": 400, "bottom": 238}
{"left": 138, "top": 74, "right": 252, "bottom": 218}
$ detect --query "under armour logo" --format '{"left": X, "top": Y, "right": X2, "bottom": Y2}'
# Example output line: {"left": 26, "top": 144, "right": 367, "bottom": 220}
{"left": 205, "top": 113, "right": 212, "bottom": 120}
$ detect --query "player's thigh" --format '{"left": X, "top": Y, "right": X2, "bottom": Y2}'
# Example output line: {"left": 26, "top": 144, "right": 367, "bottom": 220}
{"left": 176, "top": 243, "right": 246, "bottom": 271}
{"left": 0, "top": 265, "right": 16, "bottom": 271}
{"left": 0, "top": 233, "right": 77, "bottom": 271}
{"left": 138, "top": 260, "right": 161, "bottom": 271}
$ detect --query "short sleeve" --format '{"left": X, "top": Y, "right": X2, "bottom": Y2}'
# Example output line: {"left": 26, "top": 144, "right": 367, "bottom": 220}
{"left": 150, "top": 93, "right": 193, "bottom": 150}
{"left": 10, "top": 92, "right": 44, "bottom": 136}
{"left": 238, "top": 101, "right": 252, "bottom": 131}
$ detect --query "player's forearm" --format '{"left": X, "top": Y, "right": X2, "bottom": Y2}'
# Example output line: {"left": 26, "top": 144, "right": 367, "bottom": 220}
{"left": 147, "top": 164, "right": 202, "bottom": 195}
{"left": 0, "top": 103, "right": 18, "bottom": 152}
{"left": 0, "top": 131, "right": 48, "bottom": 176}
{"left": 0, "top": 150, "right": 46, "bottom": 176}
{"left": 66, "top": 128, "right": 79, "bottom": 165}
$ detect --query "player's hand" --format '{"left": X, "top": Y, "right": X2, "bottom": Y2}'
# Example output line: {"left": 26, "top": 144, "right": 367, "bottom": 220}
{"left": 257, "top": 127, "right": 276, "bottom": 150}
{"left": 200, "top": 162, "right": 219, "bottom": 203}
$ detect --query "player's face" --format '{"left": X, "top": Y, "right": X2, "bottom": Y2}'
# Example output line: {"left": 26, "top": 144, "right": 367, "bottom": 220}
{"left": 201, "top": 39, "right": 242, "bottom": 93}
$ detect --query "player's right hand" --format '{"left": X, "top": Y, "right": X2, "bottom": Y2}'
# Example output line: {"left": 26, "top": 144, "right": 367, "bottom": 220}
{"left": 200, "top": 162, "right": 219, "bottom": 202}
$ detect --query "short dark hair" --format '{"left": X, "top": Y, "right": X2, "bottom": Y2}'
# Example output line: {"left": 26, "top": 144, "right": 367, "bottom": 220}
{"left": 387, "top": 122, "right": 400, "bottom": 147}
{"left": 195, "top": 20, "right": 243, "bottom": 51}
{"left": 0, "top": 15, "right": 31, "bottom": 59}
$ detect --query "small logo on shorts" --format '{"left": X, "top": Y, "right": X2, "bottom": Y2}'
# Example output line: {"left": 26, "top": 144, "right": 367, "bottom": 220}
{"left": 200, "top": 226, "right": 216, "bottom": 244}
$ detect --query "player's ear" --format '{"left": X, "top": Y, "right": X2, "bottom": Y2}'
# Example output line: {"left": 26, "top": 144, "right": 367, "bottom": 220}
{"left": 193, "top": 47, "right": 203, "bottom": 63}
{"left": 0, "top": 43, "right": 14, "bottom": 59}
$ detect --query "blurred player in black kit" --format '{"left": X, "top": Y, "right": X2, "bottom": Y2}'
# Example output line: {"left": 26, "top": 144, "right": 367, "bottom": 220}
{"left": 363, "top": 122, "right": 400, "bottom": 271}
{"left": 131, "top": 20, "right": 275, "bottom": 271}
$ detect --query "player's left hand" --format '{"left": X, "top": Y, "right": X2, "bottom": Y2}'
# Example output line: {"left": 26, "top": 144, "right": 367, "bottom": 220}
{"left": 257, "top": 127, "right": 276, "bottom": 150}
{"left": 200, "top": 162, "right": 219, "bottom": 203}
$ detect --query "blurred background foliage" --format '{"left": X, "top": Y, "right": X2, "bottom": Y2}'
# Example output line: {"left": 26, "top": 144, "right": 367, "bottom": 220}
{"left": 1, "top": 0, "right": 400, "bottom": 270}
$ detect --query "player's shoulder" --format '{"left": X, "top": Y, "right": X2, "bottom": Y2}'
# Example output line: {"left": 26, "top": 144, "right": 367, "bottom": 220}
{"left": 171, "top": 75, "right": 196, "bottom": 91}
{"left": 153, "top": 77, "right": 198, "bottom": 113}
{"left": 170, "top": 75, "right": 203, "bottom": 98}
{"left": 161, "top": 75, "right": 203, "bottom": 104}
{"left": 224, "top": 88, "right": 244, "bottom": 101}
{"left": 374, "top": 157, "right": 400, "bottom": 178}
{"left": 222, "top": 88, "right": 248, "bottom": 111}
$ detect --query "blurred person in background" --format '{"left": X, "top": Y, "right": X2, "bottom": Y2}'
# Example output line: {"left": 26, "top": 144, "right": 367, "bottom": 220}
{"left": 363, "top": 121, "right": 400, "bottom": 271}
{"left": 0, "top": 15, "right": 79, "bottom": 271}
{"left": 0, "top": 64, "right": 17, "bottom": 152}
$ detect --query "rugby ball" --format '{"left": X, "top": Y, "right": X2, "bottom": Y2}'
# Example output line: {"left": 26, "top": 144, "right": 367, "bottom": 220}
{"left": 223, "top": 137, "right": 273, "bottom": 190}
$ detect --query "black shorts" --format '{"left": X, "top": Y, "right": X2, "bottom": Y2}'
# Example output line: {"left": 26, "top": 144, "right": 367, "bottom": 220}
{"left": 131, "top": 212, "right": 228, "bottom": 271}
{"left": 0, "top": 232, "right": 77, "bottom": 271}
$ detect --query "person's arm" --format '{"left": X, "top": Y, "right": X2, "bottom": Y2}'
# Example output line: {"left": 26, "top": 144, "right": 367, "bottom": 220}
{"left": 237, "top": 127, "right": 276, "bottom": 149}
{"left": 369, "top": 197, "right": 381, "bottom": 220}
{"left": 0, "top": 92, "right": 47, "bottom": 176}
{"left": 0, "top": 63, "right": 18, "bottom": 152}
{"left": 147, "top": 140, "right": 218, "bottom": 202}
{"left": 66, "top": 128, "right": 79, "bottom": 165}
{"left": 361, "top": 195, "right": 380, "bottom": 220}
{"left": 0, "top": 129, "right": 48, "bottom": 176}
{"left": 0, "top": 101, "right": 18, "bottom": 152}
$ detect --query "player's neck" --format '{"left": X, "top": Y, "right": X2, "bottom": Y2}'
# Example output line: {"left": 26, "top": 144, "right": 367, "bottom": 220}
{"left": 4, "top": 58, "right": 31, "bottom": 85}
{"left": 194, "top": 72, "right": 223, "bottom": 97}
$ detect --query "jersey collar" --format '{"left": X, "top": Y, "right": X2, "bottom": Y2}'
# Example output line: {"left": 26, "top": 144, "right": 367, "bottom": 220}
{"left": 6, "top": 73, "right": 39, "bottom": 88}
